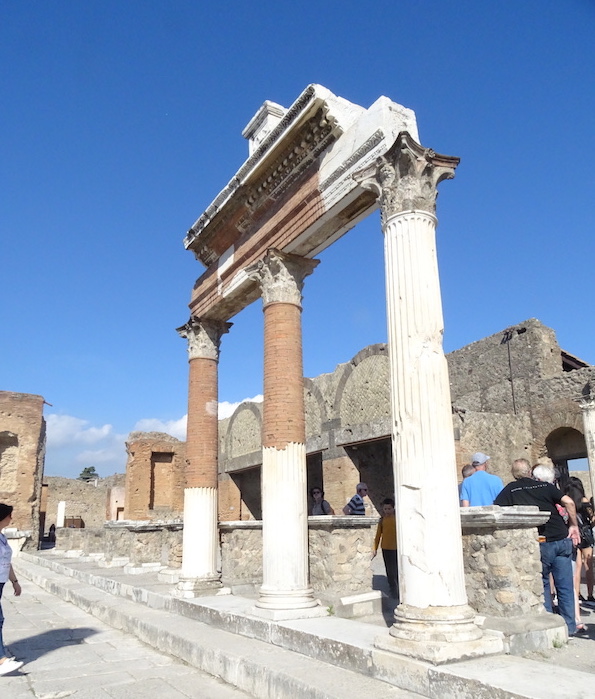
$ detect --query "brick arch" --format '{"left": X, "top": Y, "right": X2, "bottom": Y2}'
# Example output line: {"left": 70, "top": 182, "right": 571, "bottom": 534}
{"left": 303, "top": 378, "right": 326, "bottom": 439}
{"left": 335, "top": 344, "right": 390, "bottom": 427}
{"left": 225, "top": 402, "right": 263, "bottom": 459}
{"left": 532, "top": 409, "right": 584, "bottom": 459}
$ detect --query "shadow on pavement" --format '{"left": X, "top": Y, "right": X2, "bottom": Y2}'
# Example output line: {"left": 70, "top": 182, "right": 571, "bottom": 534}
{"left": 9, "top": 627, "right": 99, "bottom": 665}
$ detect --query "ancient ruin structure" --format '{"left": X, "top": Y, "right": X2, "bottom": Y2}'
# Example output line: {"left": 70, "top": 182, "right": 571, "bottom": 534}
{"left": 178, "top": 84, "right": 497, "bottom": 659}
{"left": 124, "top": 432, "right": 185, "bottom": 520}
{"left": 221, "top": 318, "right": 595, "bottom": 514}
{"left": 0, "top": 391, "right": 46, "bottom": 544}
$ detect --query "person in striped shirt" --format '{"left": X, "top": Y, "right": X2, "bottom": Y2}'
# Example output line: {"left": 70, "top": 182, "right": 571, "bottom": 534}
{"left": 342, "top": 483, "right": 368, "bottom": 515}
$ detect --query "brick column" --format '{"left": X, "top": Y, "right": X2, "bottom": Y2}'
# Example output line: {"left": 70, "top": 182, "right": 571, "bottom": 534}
{"left": 356, "top": 133, "right": 501, "bottom": 662}
{"left": 247, "top": 250, "right": 322, "bottom": 616}
{"left": 175, "top": 317, "right": 230, "bottom": 596}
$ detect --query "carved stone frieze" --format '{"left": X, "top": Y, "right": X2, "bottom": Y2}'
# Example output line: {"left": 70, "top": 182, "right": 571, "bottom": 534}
{"left": 353, "top": 132, "right": 460, "bottom": 225}
{"left": 245, "top": 108, "right": 335, "bottom": 211}
{"left": 245, "top": 250, "right": 319, "bottom": 307}
{"left": 176, "top": 318, "right": 232, "bottom": 361}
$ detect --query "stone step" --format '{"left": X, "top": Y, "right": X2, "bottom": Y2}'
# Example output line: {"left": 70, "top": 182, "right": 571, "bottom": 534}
{"left": 15, "top": 551, "right": 595, "bottom": 699}
{"left": 14, "top": 554, "right": 421, "bottom": 698}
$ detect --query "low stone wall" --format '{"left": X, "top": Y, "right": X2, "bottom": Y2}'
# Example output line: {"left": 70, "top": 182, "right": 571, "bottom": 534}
{"left": 220, "top": 516, "right": 377, "bottom": 595}
{"left": 461, "top": 506, "right": 548, "bottom": 618}
{"left": 54, "top": 508, "right": 549, "bottom": 621}
{"left": 55, "top": 521, "right": 183, "bottom": 568}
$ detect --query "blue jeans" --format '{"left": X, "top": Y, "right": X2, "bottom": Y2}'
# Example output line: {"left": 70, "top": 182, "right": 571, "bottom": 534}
{"left": 540, "top": 538, "right": 576, "bottom": 635}
{"left": 0, "top": 582, "right": 6, "bottom": 658}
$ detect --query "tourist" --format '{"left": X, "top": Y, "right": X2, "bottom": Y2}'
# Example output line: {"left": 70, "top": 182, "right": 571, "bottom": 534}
{"left": 494, "top": 459, "right": 579, "bottom": 635}
{"left": 0, "top": 503, "right": 24, "bottom": 676}
{"left": 459, "top": 463, "right": 476, "bottom": 504}
{"left": 342, "top": 483, "right": 368, "bottom": 515}
{"left": 460, "top": 452, "right": 504, "bottom": 507}
{"left": 309, "top": 488, "right": 334, "bottom": 515}
{"left": 371, "top": 498, "right": 398, "bottom": 599}
{"left": 568, "top": 476, "right": 595, "bottom": 604}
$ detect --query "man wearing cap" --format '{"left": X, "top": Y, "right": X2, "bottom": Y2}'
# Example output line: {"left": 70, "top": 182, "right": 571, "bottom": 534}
{"left": 460, "top": 452, "right": 504, "bottom": 507}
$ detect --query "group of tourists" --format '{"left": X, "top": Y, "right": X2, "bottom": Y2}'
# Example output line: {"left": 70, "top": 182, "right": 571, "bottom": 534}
{"left": 309, "top": 482, "right": 399, "bottom": 599}
{"left": 462, "top": 451, "right": 594, "bottom": 637}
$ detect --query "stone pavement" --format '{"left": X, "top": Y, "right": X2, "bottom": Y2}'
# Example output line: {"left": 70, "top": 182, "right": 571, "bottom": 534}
{"left": 0, "top": 580, "right": 252, "bottom": 698}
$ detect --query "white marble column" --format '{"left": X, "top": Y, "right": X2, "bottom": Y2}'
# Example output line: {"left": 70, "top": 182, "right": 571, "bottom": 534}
{"left": 356, "top": 133, "right": 500, "bottom": 662}
{"left": 175, "top": 317, "right": 230, "bottom": 596}
{"left": 580, "top": 396, "right": 595, "bottom": 506}
{"left": 246, "top": 250, "right": 323, "bottom": 618}
{"left": 56, "top": 501, "right": 66, "bottom": 528}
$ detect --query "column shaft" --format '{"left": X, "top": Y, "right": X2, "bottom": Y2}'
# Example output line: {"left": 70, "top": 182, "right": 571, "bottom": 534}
{"left": 259, "top": 301, "right": 312, "bottom": 606}
{"left": 581, "top": 398, "right": 595, "bottom": 507}
{"left": 246, "top": 249, "right": 319, "bottom": 613}
{"left": 384, "top": 211, "right": 469, "bottom": 611}
{"left": 176, "top": 318, "right": 230, "bottom": 592}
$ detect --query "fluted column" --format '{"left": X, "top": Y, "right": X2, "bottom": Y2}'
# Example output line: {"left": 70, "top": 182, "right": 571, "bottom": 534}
{"left": 246, "top": 249, "right": 321, "bottom": 616}
{"left": 175, "top": 317, "right": 230, "bottom": 596}
{"left": 356, "top": 133, "right": 498, "bottom": 662}
{"left": 580, "top": 395, "right": 595, "bottom": 507}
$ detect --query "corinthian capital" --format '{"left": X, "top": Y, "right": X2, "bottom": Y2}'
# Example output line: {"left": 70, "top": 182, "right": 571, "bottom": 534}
{"left": 176, "top": 317, "right": 232, "bottom": 361}
{"left": 245, "top": 249, "right": 319, "bottom": 307}
{"left": 354, "top": 132, "right": 460, "bottom": 224}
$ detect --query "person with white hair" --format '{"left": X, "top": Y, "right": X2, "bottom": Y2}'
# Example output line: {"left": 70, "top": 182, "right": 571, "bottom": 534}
{"left": 494, "top": 458, "right": 580, "bottom": 635}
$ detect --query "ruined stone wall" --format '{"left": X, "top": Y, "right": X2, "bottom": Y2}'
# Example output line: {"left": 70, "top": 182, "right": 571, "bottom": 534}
{"left": 462, "top": 524, "right": 543, "bottom": 617}
{"left": 0, "top": 391, "right": 46, "bottom": 541}
{"left": 453, "top": 410, "right": 534, "bottom": 484}
{"left": 43, "top": 474, "right": 125, "bottom": 530}
{"left": 448, "top": 319, "right": 563, "bottom": 413}
{"left": 185, "top": 319, "right": 594, "bottom": 522}
{"left": 219, "top": 517, "right": 377, "bottom": 596}
{"left": 124, "top": 432, "right": 185, "bottom": 520}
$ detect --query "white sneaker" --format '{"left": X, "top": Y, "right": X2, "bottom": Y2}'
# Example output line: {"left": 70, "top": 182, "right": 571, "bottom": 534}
{"left": 0, "top": 659, "right": 23, "bottom": 675}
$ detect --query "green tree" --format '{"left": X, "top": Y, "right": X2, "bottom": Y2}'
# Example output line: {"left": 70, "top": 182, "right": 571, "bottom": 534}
{"left": 78, "top": 466, "right": 99, "bottom": 481}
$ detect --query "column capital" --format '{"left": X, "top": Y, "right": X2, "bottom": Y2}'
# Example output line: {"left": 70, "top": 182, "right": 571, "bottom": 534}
{"left": 580, "top": 393, "right": 595, "bottom": 412}
{"left": 354, "top": 131, "right": 460, "bottom": 224}
{"left": 246, "top": 249, "right": 319, "bottom": 307}
{"left": 176, "top": 317, "right": 232, "bottom": 361}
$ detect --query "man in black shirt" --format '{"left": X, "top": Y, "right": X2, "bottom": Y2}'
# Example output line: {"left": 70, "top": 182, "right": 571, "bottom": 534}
{"left": 494, "top": 458, "right": 579, "bottom": 635}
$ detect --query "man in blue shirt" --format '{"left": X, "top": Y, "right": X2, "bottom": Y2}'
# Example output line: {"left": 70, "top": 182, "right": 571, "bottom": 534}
{"left": 460, "top": 452, "right": 504, "bottom": 507}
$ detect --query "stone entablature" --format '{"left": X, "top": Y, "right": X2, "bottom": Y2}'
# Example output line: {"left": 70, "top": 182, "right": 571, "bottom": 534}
{"left": 183, "top": 85, "right": 418, "bottom": 322}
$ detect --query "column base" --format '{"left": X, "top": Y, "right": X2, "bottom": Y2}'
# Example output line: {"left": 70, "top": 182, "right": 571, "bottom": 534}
{"left": 172, "top": 575, "right": 226, "bottom": 599}
{"left": 375, "top": 603, "right": 504, "bottom": 664}
{"left": 254, "top": 587, "right": 324, "bottom": 620}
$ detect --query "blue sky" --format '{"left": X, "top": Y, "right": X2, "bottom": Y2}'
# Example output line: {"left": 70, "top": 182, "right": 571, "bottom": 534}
{"left": 2, "top": 1, "right": 594, "bottom": 478}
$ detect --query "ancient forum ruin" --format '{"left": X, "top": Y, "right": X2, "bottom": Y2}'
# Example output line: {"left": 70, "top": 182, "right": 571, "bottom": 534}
{"left": 176, "top": 84, "right": 496, "bottom": 660}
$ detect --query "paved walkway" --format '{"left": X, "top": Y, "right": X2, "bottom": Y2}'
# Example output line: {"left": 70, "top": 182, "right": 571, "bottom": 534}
{"left": 1, "top": 579, "right": 252, "bottom": 698}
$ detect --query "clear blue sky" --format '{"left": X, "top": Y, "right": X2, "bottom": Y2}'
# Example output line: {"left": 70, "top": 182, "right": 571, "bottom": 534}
{"left": 2, "top": 1, "right": 594, "bottom": 478}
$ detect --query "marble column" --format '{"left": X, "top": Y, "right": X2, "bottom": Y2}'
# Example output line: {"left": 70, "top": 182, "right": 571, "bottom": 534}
{"left": 175, "top": 317, "right": 230, "bottom": 596}
{"left": 356, "top": 133, "right": 500, "bottom": 662}
{"left": 246, "top": 249, "right": 322, "bottom": 617}
{"left": 580, "top": 395, "right": 595, "bottom": 506}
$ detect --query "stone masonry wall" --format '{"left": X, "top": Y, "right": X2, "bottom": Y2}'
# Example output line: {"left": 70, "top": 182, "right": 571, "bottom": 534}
{"left": 462, "top": 525, "right": 544, "bottom": 617}
{"left": 125, "top": 432, "right": 186, "bottom": 520}
{"left": 0, "top": 391, "right": 46, "bottom": 542}
{"left": 43, "top": 474, "right": 125, "bottom": 530}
